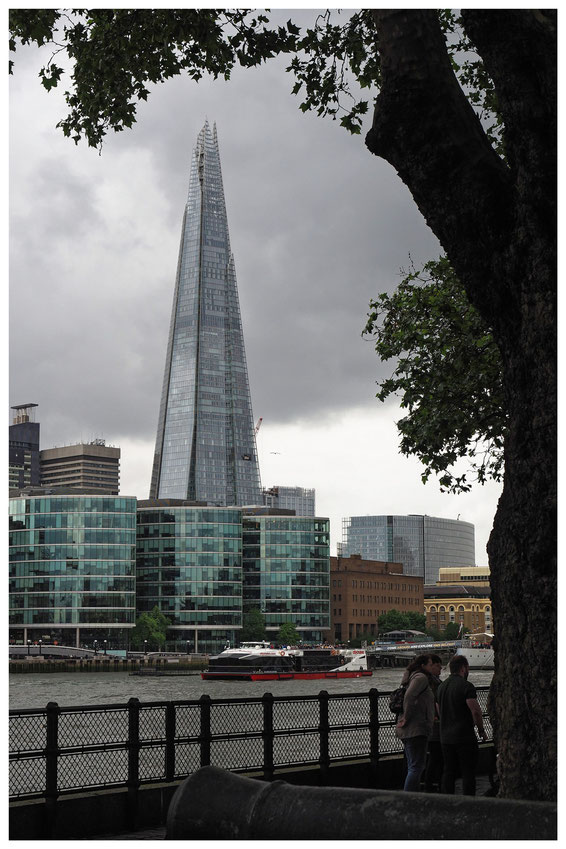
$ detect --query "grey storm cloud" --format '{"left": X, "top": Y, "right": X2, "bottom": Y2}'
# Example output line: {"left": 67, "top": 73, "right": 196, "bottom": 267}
{"left": 9, "top": 11, "right": 505, "bottom": 559}
{"left": 9, "top": 16, "right": 440, "bottom": 449}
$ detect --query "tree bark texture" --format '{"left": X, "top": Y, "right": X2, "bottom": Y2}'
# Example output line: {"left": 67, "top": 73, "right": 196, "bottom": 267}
{"left": 366, "top": 9, "right": 556, "bottom": 801}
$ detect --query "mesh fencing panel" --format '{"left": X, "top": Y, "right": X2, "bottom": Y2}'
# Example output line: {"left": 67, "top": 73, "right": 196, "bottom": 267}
{"left": 9, "top": 686, "right": 491, "bottom": 798}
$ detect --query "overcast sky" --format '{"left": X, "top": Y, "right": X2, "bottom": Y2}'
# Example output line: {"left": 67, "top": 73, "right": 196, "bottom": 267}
{"left": 9, "top": 10, "right": 503, "bottom": 559}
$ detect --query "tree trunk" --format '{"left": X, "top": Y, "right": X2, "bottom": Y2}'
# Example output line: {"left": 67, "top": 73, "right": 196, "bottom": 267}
{"left": 366, "top": 9, "right": 556, "bottom": 800}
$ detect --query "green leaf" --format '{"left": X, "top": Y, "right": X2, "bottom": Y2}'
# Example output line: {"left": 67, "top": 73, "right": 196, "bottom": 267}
{"left": 364, "top": 256, "right": 506, "bottom": 493}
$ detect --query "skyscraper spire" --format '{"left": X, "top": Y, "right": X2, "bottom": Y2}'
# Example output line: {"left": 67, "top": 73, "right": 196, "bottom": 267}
{"left": 150, "top": 123, "right": 262, "bottom": 506}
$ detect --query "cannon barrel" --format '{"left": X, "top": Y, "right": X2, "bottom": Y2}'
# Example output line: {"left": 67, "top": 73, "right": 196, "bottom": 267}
{"left": 166, "top": 766, "right": 556, "bottom": 840}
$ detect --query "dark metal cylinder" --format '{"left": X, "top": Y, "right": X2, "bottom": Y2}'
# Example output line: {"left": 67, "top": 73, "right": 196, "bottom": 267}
{"left": 166, "top": 766, "right": 556, "bottom": 841}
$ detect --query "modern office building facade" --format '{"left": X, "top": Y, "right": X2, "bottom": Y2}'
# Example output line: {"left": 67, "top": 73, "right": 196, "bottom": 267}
{"left": 9, "top": 403, "right": 40, "bottom": 489}
{"left": 341, "top": 514, "right": 475, "bottom": 585}
{"left": 136, "top": 500, "right": 243, "bottom": 653}
{"left": 150, "top": 121, "right": 261, "bottom": 507}
{"left": 242, "top": 509, "right": 331, "bottom": 642}
{"left": 262, "top": 486, "right": 316, "bottom": 516}
{"left": 40, "top": 440, "right": 120, "bottom": 494}
{"left": 9, "top": 489, "right": 137, "bottom": 648}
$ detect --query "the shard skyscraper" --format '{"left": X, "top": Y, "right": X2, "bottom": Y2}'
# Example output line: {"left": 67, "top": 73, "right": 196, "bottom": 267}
{"left": 150, "top": 121, "right": 262, "bottom": 506}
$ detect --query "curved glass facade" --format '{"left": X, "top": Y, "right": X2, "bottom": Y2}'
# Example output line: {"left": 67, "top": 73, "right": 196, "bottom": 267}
{"left": 136, "top": 502, "right": 243, "bottom": 652}
{"left": 150, "top": 121, "right": 261, "bottom": 506}
{"left": 9, "top": 495, "right": 137, "bottom": 647}
{"left": 341, "top": 514, "right": 475, "bottom": 584}
{"left": 243, "top": 515, "right": 330, "bottom": 642}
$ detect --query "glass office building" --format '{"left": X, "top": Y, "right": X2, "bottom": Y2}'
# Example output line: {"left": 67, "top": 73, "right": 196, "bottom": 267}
{"left": 150, "top": 121, "right": 261, "bottom": 506}
{"left": 136, "top": 500, "right": 243, "bottom": 653}
{"left": 262, "top": 486, "right": 316, "bottom": 516}
{"left": 9, "top": 492, "right": 137, "bottom": 648}
{"left": 341, "top": 514, "right": 475, "bottom": 585}
{"left": 243, "top": 512, "right": 331, "bottom": 642}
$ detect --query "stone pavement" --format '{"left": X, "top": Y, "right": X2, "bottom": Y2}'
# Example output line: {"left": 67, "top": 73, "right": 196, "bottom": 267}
{"left": 95, "top": 776, "right": 495, "bottom": 840}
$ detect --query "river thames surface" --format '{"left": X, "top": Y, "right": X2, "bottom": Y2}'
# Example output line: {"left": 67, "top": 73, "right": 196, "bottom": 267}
{"left": 9, "top": 668, "right": 494, "bottom": 710}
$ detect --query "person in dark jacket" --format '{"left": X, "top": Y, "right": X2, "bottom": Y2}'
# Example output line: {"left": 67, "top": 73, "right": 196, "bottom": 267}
{"left": 436, "top": 654, "right": 488, "bottom": 795}
{"left": 423, "top": 654, "right": 444, "bottom": 791}
{"left": 395, "top": 654, "right": 436, "bottom": 791}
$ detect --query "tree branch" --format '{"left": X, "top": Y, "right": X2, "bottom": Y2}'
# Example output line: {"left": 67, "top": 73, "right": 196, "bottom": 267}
{"left": 461, "top": 10, "right": 556, "bottom": 259}
{"left": 365, "top": 10, "right": 514, "bottom": 331}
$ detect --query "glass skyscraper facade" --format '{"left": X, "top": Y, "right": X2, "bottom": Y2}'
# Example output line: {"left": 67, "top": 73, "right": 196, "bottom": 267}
{"left": 9, "top": 492, "right": 137, "bottom": 647}
{"left": 243, "top": 512, "right": 331, "bottom": 642}
{"left": 341, "top": 514, "right": 475, "bottom": 585}
{"left": 150, "top": 121, "right": 261, "bottom": 506}
{"left": 136, "top": 500, "right": 243, "bottom": 653}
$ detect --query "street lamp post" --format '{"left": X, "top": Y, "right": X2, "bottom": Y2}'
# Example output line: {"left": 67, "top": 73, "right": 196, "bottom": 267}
{"left": 103, "top": 640, "right": 107, "bottom": 656}
{"left": 27, "top": 639, "right": 31, "bottom": 656}
{"left": 186, "top": 641, "right": 190, "bottom": 656}
{"left": 144, "top": 640, "right": 148, "bottom": 655}
{"left": 38, "top": 640, "right": 42, "bottom": 656}
{"left": 94, "top": 640, "right": 98, "bottom": 655}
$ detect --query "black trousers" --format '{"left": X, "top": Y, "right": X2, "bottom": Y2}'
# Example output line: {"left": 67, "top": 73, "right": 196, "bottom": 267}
{"left": 424, "top": 740, "right": 443, "bottom": 790}
{"left": 441, "top": 740, "right": 479, "bottom": 795}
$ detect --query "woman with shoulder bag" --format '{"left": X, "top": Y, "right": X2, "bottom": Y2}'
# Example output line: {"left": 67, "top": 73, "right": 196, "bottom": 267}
{"left": 395, "top": 654, "right": 436, "bottom": 792}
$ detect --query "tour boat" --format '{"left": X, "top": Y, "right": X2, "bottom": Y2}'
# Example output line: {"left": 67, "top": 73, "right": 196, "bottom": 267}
{"left": 201, "top": 641, "right": 373, "bottom": 680}
{"left": 455, "top": 632, "right": 494, "bottom": 668}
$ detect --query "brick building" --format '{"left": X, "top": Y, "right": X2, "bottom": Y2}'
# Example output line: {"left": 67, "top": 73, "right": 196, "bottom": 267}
{"left": 329, "top": 554, "right": 424, "bottom": 643}
{"left": 424, "top": 566, "right": 493, "bottom": 634}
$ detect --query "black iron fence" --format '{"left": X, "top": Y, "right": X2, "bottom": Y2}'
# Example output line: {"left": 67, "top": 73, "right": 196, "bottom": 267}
{"left": 9, "top": 687, "right": 492, "bottom": 801}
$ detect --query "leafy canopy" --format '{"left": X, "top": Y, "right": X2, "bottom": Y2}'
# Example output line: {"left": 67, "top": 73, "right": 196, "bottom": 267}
{"left": 9, "top": 9, "right": 501, "bottom": 150}
{"left": 364, "top": 257, "right": 506, "bottom": 493}
{"left": 378, "top": 608, "right": 427, "bottom": 634}
{"left": 277, "top": 622, "right": 300, "bottom": 646}
{"left": 240, "top": 607, "right": 266, "bottom": 642}
{"left": 130, "top": 605, "right": 170, "bottom": 650}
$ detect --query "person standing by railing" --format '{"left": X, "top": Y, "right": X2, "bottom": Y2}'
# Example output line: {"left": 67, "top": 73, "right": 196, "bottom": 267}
{"left": 395, "top": 654, "right": 436, "bottom": 791}
{"left": 423, "top": 654, "right": 444, "bottom": 792}
{"left": 436, "top": 654, "right": 488, "bottom": 795}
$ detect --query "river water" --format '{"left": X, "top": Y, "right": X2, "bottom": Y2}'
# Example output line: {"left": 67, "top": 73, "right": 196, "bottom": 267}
{"left": 9, "top": 668, "right": 494, "bottom": 710}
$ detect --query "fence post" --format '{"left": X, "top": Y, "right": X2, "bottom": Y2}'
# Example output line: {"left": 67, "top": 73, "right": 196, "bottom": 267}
{"left": 165, "top": 702, "right": 176, "bottom": 782}
{"left": 44, "top": 701, "right": 59, "bottom": 838}
{"left": 318, "top": 690, "right": 330, "bottom": 784}
{"left": 368, "top": 688, "right": 380, "bottom": 779}
{"left": 126, "top": 697, "right": 140, "bottom": 830}
{"left": 262, "top": 692, "right": 274, "bottom": 781}
{"left": 199, "top": 695, "right": 211, "bottom": 767}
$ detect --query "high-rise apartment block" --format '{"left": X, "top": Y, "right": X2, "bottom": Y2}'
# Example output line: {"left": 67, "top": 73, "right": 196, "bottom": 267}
{"left": 150, "top": 121, "right": 261, "bottom": 507}
{"left": 262, "top": 486, "right": 315, "bottom": 516}
{"left": 9, "top": 403, "right": 40, "bottom": 489}
{"left": 341, "top": 514, "right": 475, "bottom": 585}
{"left": 39, "top": 440, "right": 120, "bottom": 494}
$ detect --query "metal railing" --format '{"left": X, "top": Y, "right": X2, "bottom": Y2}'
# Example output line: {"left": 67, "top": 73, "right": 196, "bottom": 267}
{"left": 9, "top": 687, "right": 492, "bottom": 801}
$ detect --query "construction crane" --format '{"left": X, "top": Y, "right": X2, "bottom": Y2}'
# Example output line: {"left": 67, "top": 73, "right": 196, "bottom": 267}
{"left": 254, "top": 417, "right": 263, "bottom": 435}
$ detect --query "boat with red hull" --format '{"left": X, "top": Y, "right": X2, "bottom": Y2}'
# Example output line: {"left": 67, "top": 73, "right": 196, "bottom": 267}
{"left": 201, "top": 642, "right": 373, "bottom": 681}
